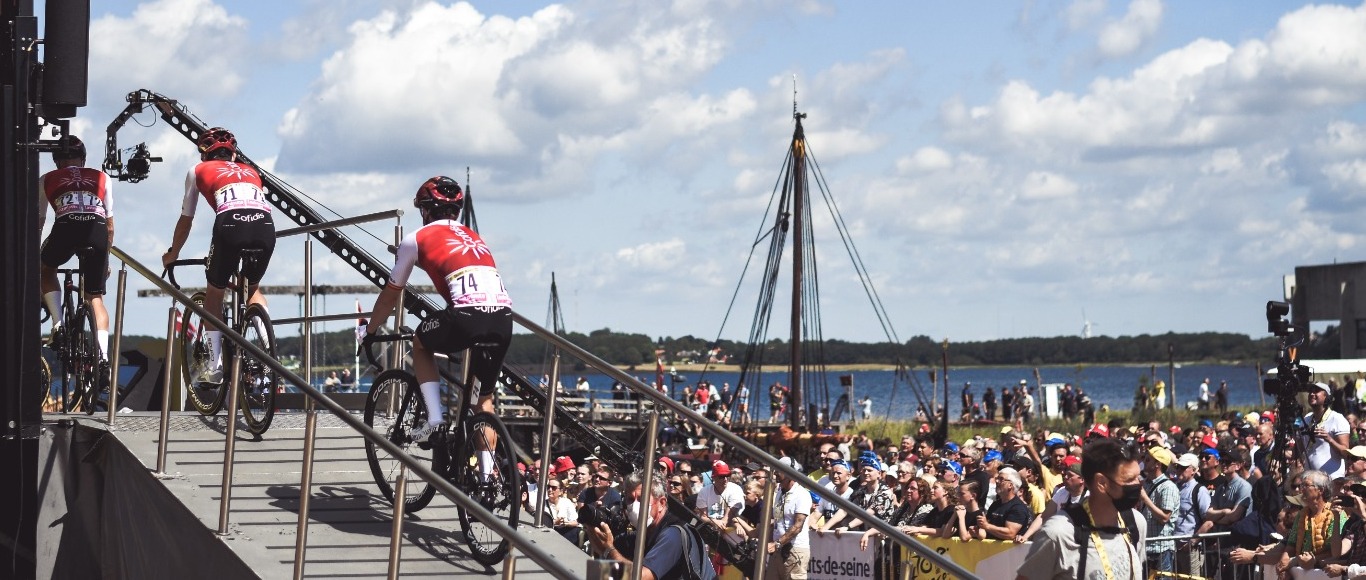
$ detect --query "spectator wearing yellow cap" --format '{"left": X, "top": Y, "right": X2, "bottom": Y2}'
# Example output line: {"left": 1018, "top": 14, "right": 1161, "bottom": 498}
{"left": 1141, "top": 446, "right": 1180, "bottom": 575}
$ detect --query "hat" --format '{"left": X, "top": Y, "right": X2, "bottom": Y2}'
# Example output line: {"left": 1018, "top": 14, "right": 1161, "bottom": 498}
{"left": 745, "top": 461, "right": 765, "bottom": 472}
{"left": 1000, "top": 426, "right": 1013, "bottom": 435}
{"left": 1261, "top": 411, "right": 1274, "bottom": 423}
{"left": 1044, "top": 436, "right": 1067, "bottom": 448}
{"left": 1200, "top": 419, "right": 1214, "bottom": 429}
{"left": 553, "top": 456, "right": 576, "bottom": 475}
{"left": 1061, "top": 455, "right": 1082, "bottom": 475}
{"left": 1244, "top": 412, "right": 1261, "bottom": 425}
{"left": 1087, "top": 424, "right": 1110, "bottom": 438}
{"left": 984, "top": 450, "right": 1003, "bottom": 464}
{"left": 1019, "top": 379, "right": 1028, "bottom": 385}
{"left": 1148, "top": 446, "right": 1175, "bottom": 467}
{"left": 712, "top": 460, "right": 731, "bottom": 476}
{"left": 1008, "top": 455, "right": 1037, "bottom": 473}
{"left": 1347, "top": 446, "right": 1366, "bottom": 460}
{"left": 1201, "top": 434, "right": 1218, "bottom": 449}
{"left": 943, "top": 442, "right": 960, "bottom": 454}
{"left": 859, "top": 451, "right": 884, "bottom": 472}
{"left": 828, "top": 459, "right": 851, "bottom": 472}
{"left": 776, "top": 456, "right": 800, "bottom": 471}
{"left": 885, "top": 464, "right": 900, "bottom": 477}
{"left": 943, "top": 460, "right": 964, "bottom": 475}
{"left": 1174, "top": 453, "right": 1199, "bottom": 468}
{"left": 1313, "top": 382, "right": 1331, "bottom": 395}
{"left": 1169, "top": 425, "right": 1182, "bottom": 435}
{"left": 657, "top": 457, "right": 674, "bottom": 474}
{"left": 1201, "top": 448, "right": 1221, "bottom": 462}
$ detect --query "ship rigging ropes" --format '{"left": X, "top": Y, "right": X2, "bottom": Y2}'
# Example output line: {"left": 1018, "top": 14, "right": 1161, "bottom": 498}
{"left": 707, "top": 115, "right": 932, "bottom": 420}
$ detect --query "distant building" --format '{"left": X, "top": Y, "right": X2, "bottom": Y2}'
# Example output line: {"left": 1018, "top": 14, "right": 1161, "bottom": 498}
{"left": 1286, "top": 261, "right": 1366, "bottom": 358}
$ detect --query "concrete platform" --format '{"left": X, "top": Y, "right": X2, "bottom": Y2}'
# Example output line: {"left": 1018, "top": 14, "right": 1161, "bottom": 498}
{"left": 58, "top": 411, "right": 590, "bottom": 579}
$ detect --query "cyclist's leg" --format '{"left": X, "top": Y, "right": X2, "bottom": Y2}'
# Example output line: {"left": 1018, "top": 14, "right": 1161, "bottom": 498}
{"left": 38, "top": 226, "right": 72, "bottom": 332}
{"left": 239, "top": 214, "right": 274, "bottom": 312}
{"left": 411, "top": 332, "right": 445, "bottom": 427}
{"left": 78, "top": 240, "right": 111, "bottom": 360}
{"left": 467, "top": 309, "right": 513, "bottom": 479}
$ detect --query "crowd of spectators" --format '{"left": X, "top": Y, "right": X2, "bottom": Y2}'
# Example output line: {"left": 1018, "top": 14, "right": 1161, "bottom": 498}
{"left": 522, "top": 374, "right": 1366, "bottom": 580}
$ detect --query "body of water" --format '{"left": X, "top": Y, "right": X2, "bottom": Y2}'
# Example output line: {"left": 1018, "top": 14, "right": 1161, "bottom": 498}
{"left": 589, "top": 363, "right": 1278, "bottom": 421}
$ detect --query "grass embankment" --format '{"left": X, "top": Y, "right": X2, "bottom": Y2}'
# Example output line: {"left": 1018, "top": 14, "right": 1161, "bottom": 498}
{"left": 849, "top": 405, "right": 1267, "bottom": 444}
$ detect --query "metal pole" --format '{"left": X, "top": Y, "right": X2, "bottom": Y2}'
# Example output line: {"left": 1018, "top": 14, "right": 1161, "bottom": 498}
{"left": 292, "top": 239, "right": 316, "bottom": 580}
{"left": 534, "top": 349, "right": 561, "bottom": 528}
{"left": 154, "top": 305, "right": 176, "bottom": 474}
{"left": 629, "top": 413, "right": 660, "bottom": 580}
{"left": 585, "top": 560, "right": 615, "bottom": 580}
{"left": 500, "top": 552, "right": 517, "bottom": 580}
{"left": 753, "top": 476, "right": 777, "bottom": 580}
{"left": 106, "top": 264, "right": 127, "bottom": 424}
{"left": 386, "top": 464, "right": 408, "bottom": 579}
{"left": 217, "top": 336, "right": 244, "bottom": 535}
{"left": 391, "top": 220, "right": 404, "bottom": 371}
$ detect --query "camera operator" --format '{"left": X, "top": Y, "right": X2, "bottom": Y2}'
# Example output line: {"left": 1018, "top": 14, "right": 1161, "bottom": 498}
{"left": 1307, "top": 382, "right": 1351, "bottom": 478}
{"left": 589, "top": 474, "right": 716, "bottom": 580}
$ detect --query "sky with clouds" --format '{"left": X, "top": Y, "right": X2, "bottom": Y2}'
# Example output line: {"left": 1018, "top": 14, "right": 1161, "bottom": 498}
{"left": 44, "top": 0, "right": 1366, "bottom": 345}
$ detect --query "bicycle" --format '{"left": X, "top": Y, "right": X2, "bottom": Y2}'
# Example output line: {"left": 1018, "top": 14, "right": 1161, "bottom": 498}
{"left": 362, "top": 332, "right": 521, "bottom": 565}
{"left": 48, "top": 265, "right": 106, "bottom": 415}
{"left": 166, "top": 254, "right": 277, "bottom": 435}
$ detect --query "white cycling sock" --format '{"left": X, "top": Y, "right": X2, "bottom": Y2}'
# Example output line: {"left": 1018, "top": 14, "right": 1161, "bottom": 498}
{"left": 420, "top": 381, "right": 444, "bottom": 426}
{"left": 97, "top": 330, "right": 109, "bottom": 361}
{"left": 479, "top": 449, "right": 495, "bottom": 479}
{"left": 43, "top": 291, "right": 62, "bottom": 329}
{"left": 207, "top": 330, "right": 223, "bottom": 369}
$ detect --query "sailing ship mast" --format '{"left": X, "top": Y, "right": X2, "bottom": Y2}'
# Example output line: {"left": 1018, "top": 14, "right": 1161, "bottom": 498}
{"left": 788, "top": 96, "right": 808, "bottom": 428}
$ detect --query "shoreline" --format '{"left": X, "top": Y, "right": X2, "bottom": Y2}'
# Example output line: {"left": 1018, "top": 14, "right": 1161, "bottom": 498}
{"left": 614, "top": 360, "right": 1260, "bottom": 374}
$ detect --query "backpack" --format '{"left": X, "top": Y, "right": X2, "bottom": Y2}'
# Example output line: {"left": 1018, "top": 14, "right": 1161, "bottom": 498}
{"left": 1061, "top": 504, "right": 1142, "bottom": 579}
{"left": 671, "top": 524, "right": 716, "bottom": 580}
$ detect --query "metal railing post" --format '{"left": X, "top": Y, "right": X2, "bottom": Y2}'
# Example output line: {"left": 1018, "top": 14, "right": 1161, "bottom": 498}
{"left": 386, "top": 464, "right": 408, "bottom": 579}
{"left": 752, "top": 475, "right": 777, "bottom": 580}
{"left": 107, "top": 264, "right": 127, "bottom": 424}
{"left": 391, "top": 220, "right": 404, "bottom": 372}
{"left": 154, "top": 305, "right": 176, "bottom": 474}
{"left": 629, "top": 413, "right": 660, "bottom": 580}
{"left": 500, "top": 552, "right": 517, "bottom": 580}
{"left": 534, "top": 350, "right": 561, "bottom": 527}
{"left": 217, "top": 337, "right": 244, "bottom": 535}
{"left": 293, "top": 238, "right": 317, "bottom": 579}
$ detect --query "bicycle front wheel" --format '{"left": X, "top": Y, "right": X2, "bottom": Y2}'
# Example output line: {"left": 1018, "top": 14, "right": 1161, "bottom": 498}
{"left": 181, "top": 292, "right": 226, "bottom": 416}
{"left": 238, "top": 304, "right": 277, "bottom": 435}
{"left": 363, "top": 370, "right": 436, "bottom": 512}
{"left": 455, "top": 411, "right": 521, "bottom": 565}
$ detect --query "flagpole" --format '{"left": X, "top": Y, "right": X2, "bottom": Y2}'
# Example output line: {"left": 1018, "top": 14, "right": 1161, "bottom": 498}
{"left": 355, "top": 299, "right": 363, "bottom": 391}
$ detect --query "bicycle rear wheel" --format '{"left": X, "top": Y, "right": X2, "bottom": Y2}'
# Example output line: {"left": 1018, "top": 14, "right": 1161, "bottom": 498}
{"left": 181, "top": 292, "right": 227, "bottom": 416}
{"left": 363, "top": 370, "right": 436, "bottom": 512}
{"left": 238, "top": 304, "right": 277, "bottom": 435}
{"left": 68, "top": 305, "right": 102, "bottom": 415}
{"left": 455, "top": 411, "right": 521, "bottom": 565}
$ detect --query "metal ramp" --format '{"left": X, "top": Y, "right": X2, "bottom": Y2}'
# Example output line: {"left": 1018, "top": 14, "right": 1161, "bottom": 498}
{"left": 64, "top": 411, "right": 588, "bottom": 579}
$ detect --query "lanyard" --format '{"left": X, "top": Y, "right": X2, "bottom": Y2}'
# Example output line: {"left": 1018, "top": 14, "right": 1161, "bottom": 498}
{"left": 1083, "top": 502, "right": 1133, "bottom": 580}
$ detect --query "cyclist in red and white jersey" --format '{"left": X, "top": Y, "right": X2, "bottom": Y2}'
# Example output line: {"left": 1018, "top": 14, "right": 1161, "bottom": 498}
{"left": 162, "top": 127, "right": 275, "bottom": 384}
{"left": 365, "top": 176, "right": 513, "bottom": 443}
{"left": 39, "top": 135, "right": 114, "bottom": 368}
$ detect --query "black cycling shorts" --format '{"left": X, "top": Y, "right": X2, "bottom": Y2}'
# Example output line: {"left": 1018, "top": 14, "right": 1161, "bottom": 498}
{"left": 40, "top": 216, "right": 110, "bottom": 295}
{"left": 206, "top": 209, "right": 275, "bottom": 289}
{"left": 416, "top": 307, "right": 513, "bottom": 397}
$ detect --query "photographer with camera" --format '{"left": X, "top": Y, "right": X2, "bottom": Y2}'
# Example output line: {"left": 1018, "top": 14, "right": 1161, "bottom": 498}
{"left": 579, "top": 467, "right": 625, "bottom": 532}
{"left": 589, "top": 473, "right": 715, "bottom": 580}
{"left": 1306, "top": 382, "right": 1351, "bottom": 478}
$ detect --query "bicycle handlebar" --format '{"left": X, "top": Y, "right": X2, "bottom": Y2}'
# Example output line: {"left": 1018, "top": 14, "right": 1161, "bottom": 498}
{"left": 161, "top": 258, "right": 207, "bottom": 290}
{"left": 362, "top": 328, "right": 413, "bottom": 369}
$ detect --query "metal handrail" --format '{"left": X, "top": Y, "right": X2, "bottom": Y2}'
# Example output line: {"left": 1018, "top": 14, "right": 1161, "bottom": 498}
{"left": 106, "top": 246, "right": 578, "bottom": 579}
{"left": 275, "top": 209, "right": 403, "bottom": 238}
{"left": 508, "top": 310, "right": 980, "bottom": 580}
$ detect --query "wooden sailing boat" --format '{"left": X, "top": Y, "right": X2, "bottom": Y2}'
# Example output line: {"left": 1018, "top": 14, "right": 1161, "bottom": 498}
{"left": 719, "top": 81, "right": 934, "bottom": 431}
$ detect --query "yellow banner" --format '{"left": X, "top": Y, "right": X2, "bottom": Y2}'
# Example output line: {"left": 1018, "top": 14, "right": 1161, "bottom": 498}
{"left": 900, "top": 536, "right": 1030, "bottom": 580}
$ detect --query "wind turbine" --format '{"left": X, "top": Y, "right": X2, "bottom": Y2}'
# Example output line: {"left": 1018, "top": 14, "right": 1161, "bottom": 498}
{"left": 1081, "top": 309, "right": 1095, "bottom": 339}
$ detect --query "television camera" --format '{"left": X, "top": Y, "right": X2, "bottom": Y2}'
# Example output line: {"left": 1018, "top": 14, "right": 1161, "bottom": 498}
{"left": 1263, "top": 300, "right": 1313, "bottom": 479}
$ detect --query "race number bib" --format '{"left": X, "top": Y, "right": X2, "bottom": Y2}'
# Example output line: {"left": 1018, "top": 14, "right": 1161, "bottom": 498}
{"left": 53, "top": 190, "right": 108, "bottom": 218}
{"left": 444, "top": 266, "right": 512, "bottom": 307}
{"left": 213, "top": 183, "right": 271, "bottom": 213}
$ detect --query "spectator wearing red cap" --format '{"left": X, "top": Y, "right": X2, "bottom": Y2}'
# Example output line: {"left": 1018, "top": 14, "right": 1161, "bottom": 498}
{"left": 695, "top": 460, "right": 744, "bottom": 531}
{"left": 656, "top": 456, "right": 674, "bottom": 476}
{"left": 1020, "top": 455, "right": 1086, "bottom": 542}
{"left": 1086, "top": 423, "right": 1110, "bottom": 440}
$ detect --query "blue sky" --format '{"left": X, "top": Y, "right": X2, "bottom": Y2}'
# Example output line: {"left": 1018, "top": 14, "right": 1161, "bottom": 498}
{"left": 45, "top": 0, "right": 1366, "bottom": 344}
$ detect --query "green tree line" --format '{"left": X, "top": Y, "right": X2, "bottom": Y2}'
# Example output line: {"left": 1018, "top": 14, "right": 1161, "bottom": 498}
{"left": 125, "top": 325, "right": 1343, "bottom": 369}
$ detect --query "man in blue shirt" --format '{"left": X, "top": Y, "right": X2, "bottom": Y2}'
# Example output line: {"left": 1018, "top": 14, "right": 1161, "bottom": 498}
{"left": 1170, "top": 453, "right": 1210, "bottom": 577}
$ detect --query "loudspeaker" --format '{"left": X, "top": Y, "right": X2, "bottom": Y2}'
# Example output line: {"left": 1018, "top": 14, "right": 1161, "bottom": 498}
{"left": 41, "top": 0, "right": 90, "bottom": 119}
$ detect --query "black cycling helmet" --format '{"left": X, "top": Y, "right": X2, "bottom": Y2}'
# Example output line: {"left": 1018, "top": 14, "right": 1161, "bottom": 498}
{"left": 197, "top": 127, "right": 237, "bottom": 160}
{"left": 53, "top": 134, "right": 85, "bottom": 161}
{"left": 414, "top": 176, "right": 464, "bottom": 210}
